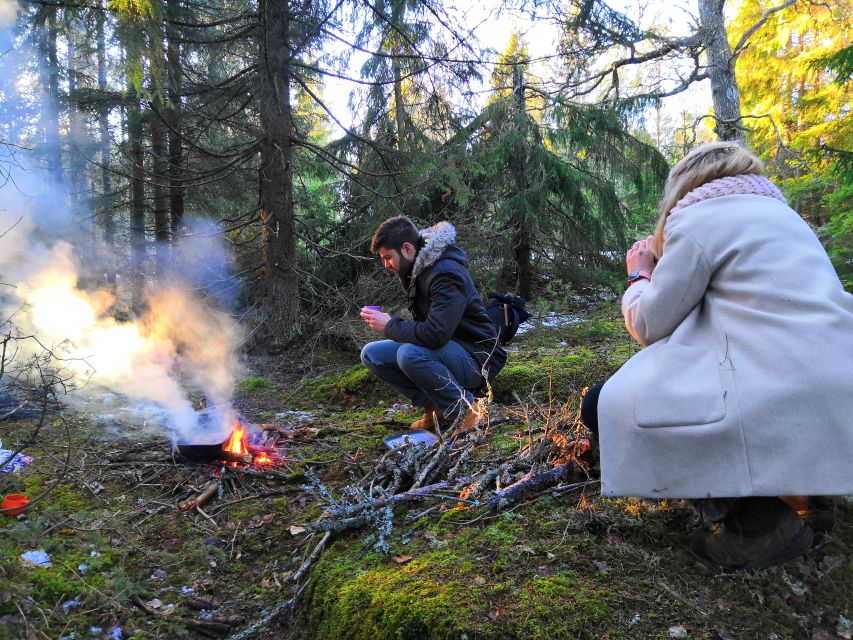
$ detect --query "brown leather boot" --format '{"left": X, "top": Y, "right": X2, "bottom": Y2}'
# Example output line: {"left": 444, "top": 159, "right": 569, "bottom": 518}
{"left": 450, "top": 406, "right": 482, "bottom": 435}
{"left": 410, "top": 404, "right": 440, "bottom": 431}
{"left": 689, "top": 498, "right": 814, "bottom": 572}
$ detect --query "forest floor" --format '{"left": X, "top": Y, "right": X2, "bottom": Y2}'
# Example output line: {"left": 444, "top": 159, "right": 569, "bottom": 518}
{"left": 1, "top": 297, "right": 851, "bottom": 640}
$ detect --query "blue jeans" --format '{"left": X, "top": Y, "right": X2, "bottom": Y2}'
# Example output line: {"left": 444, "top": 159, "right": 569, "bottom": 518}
{"left": 360, "top": 340, "right": 484, "bottom": 422}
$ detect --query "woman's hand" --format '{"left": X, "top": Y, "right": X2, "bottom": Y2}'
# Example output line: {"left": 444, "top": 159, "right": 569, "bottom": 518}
{"left": 626, "top": 235, "right": 657, "bottom": 275}
{"left": 360, "top": 307, "right": 391, "bottom": 333}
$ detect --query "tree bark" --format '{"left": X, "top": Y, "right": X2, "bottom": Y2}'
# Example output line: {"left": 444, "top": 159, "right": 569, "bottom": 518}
{"left": 40, "top": 6, "right": 62, "bottom": 186}
{"left": 128, "top": 94, "right": 147, "bottom": 315}
{"left": 151, "top": 110, "right": 170, "bottom": 245}
{"left": 96, "top": 0, "right": 115, "bottom": 255}
{"left": 698, "top": 0, "right": 744, "bottom": 143}
{"left": 257, "top": 0, "right": 299, "bottom": 345}
{"left": 511, "top": 66, "right": 533, "bottom": 300}
{"left": 391, "top": 0, "right": 406, "bottom": 149}
{"left": 66, "top": 37, "right": 88, "bottom": 240}
{"left": 166, "top": 0, "right": 185, "bottom": 239}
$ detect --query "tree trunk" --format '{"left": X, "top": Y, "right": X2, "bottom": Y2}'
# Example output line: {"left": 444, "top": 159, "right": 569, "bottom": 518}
{"left": 511, "top": 66, "right": 532, "bottom": 300}
{"left": 97, "top": 0, "right": 115, "bottom": 255}
{"left": 40, "top": 6, "right": 62, "bottom": 186}
{"left": 128, "top": 95, "right": 147, "bottom": 315}
{"left": 151, "top": 112, "right": 170, "bottom": 245}
{"left": 698, "top": 0, "right": 744, "bottom": 143}
{"left": 166, "top": 0, "right": 185, "bottom": 239}
{"left": 391, "top": 0, "right": 406, "bottom": 149}
{"left": 66, "top": 37, "right": 90, "bottom": 247}
{"left": 257, "top": 0, "right": 299, "bottom": 344}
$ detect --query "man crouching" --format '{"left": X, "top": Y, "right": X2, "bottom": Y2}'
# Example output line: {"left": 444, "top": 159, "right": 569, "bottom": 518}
{"left": 360, "top": 216, "right": 507, "bottom": 432}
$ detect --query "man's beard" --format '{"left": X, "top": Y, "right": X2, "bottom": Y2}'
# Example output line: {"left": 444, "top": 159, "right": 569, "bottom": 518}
{"left": 397, "top": 253, "right": 415, "bottom": 278}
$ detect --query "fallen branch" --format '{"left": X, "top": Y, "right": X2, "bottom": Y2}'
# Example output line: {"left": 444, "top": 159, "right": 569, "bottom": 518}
{"left": 317, "top": 478, "right": 472, "bottom": 522}
{"left": 225, "top": 581, "right": 309, "bottom": 640}
{"left": 292, "top": 531, "right": 331, "bottom": 583}
{"left": 488, "top": 463, "right": 577, "bottom": 511}
{"left": 179, "top": 480, "right": 220, "bottom": 512}
{"left": 132, "top": 595, "right": 234, "bottom": 636}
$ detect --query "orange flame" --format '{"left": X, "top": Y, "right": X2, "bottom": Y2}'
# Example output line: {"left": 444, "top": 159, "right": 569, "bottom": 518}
{"left": 254, "top": 452, "right": 273, "bottom": 465}
{"left": 223, "top": 421, "right": 247, "bottom": 455}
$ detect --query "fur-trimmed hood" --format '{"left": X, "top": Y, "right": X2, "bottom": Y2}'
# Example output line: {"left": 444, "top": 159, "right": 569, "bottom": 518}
{"left": 410, "top": 221, "right": 463, "bottom": 282}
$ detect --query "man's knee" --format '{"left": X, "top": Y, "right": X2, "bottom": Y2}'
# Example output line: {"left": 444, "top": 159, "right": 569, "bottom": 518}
{"left": 361, "top": 341, "right": 384, "bottom": 368}
{"left": 396, "top": 343, "right": 430, "bottom": 371}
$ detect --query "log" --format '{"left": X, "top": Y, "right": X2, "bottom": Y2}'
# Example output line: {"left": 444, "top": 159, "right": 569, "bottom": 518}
{"left": 487, "top": 463, "right": 574, "bottom": 511}
{"left": 179, "top": 480, "right": 220, "bottom": 511}
{"left": 220, "top": 451, "right": 252, "bottom": 465}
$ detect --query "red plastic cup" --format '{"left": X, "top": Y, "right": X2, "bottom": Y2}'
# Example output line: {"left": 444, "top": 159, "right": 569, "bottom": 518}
{"left": 363, "top": 305, "right": 382, "bottom": 312}
{"left": 2, "top": 493, "right": 30, "bottom": 516}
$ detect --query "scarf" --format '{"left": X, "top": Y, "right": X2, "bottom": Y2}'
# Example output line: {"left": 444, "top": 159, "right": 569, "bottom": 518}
{"left": 671, "top": 174, "right": 787, "bottom": 213}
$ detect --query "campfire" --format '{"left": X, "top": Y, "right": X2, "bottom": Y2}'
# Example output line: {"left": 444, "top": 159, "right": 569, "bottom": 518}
{"left": 177, "top": 420, "right": 284, "bottom": 468}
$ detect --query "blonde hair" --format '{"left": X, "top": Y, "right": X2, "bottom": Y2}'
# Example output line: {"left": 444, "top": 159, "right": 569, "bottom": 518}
{"left": 651, "top": 142, "right": 765, "bottom": 258}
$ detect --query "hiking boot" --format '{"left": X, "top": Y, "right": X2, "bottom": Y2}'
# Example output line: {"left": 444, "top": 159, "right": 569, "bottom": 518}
{"left": 449, "top": 406, "right": 482, "bottom": 436}
{"left": 781, "top": 496, "right": 837, "bottom": 535}
{"left": 689, "top": 502, "right": 814, "bottom": 572}
{"left": 410, "top": 404, "right": 440, "bottom": 431}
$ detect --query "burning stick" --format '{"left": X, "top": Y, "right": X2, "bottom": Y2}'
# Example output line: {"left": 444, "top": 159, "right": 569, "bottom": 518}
{"left": 179, "top": 480, "right": 220, "bottom": 511}
{"left": 220, "top": 451, "right": 253, "bottom": 465}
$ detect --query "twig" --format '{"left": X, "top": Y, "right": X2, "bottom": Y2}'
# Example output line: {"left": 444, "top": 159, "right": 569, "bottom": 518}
{"left": 179, "top": 480, "right": 220, "bottom": 511}
{"left": 225, "top": 581, "right": 310, "bottom": 640}
{"left": 132, "top": 595, "right": 234, "bottom": 636}
{"left": 291, "top": 531, "right": 331, "bottom": 583}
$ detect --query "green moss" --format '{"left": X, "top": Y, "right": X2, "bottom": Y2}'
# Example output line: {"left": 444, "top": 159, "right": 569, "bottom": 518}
{"left": 240, "top": 376, "right": 273, "bottom": 392}
{"left": 509, "top": 573, "right": 614, "bottom": 639}
{"left": 298, "top": 364, "right": 394, "bottom": 406}
{"left": 491, "top": 347, "right": 604, "bottom": 402}
{"left": 310, "top": 544, "right": 482, "bottom": 640}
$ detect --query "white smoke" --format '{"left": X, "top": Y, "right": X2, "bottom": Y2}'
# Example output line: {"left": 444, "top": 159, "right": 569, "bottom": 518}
{"left": 0, "top": 0, "right": 17, "bottom": 29}
{"left": 0, "top": 192, "right": 244, "bottom": 445}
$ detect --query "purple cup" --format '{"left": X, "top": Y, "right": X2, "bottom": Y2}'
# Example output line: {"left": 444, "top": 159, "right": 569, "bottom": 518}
{"left": 363, "top": 305, "right": 382, "bottom": 312}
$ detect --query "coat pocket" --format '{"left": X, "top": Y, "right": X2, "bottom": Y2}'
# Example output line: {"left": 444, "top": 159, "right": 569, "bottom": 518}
{"left": 633, "top": 344, "right": 726, "bottom": 428}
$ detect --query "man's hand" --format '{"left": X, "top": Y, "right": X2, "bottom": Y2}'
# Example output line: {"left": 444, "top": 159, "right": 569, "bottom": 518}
{"left": 626, "top": 235, "right": 656, "bottom": 275}
{"left": 360, "top": 307, "right": 391, "bottom": 333}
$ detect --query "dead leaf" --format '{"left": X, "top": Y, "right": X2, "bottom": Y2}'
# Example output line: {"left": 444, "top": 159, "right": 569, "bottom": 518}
{"left": 289, "top": 525, "right": 307, "bottom": 536}
{"left": 474, "top": 576, "right": 486, "bottom": 585}
{"left": 714, "top": 627, "right": 734, "bottom": 640}
{"left": 247, "top": 516, "right": 264, "bottom": 529}
{"left": 260, "top": 579, "right": 271, "bottom": 589}
{"left": 819, "top": 555, "right": 845, "bottom": 575}
{"left": 262, "top": 513, "right": 275, "bottom": 525}
{"left": 488, "top": 610, "right": 501, "bottom": 622}
{"left": 592, "top": 560, "right": 610, "bottom": 572}
{"left": 146, "top": 599, "right": 162, "bottom": 609}
{"left": 669, "top": 625, "right": 687, "bottom": 639}
{"left": 393, "top": 555, "right": 413, "bottom": 564}
{"left": 423, "top": 531, "right": 438, "bottom": 540}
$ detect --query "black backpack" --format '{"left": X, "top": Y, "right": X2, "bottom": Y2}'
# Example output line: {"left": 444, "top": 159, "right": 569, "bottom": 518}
{"left": 485, "top": 291, "right": 531, "bottom": 345}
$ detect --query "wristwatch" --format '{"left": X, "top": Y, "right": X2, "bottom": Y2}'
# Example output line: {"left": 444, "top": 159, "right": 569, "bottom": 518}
{"left": 627, "top": 270, "right": 651, "bottom": 285}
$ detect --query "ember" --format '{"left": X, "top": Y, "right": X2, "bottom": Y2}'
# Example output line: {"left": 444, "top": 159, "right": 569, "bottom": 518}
{"left": 176, "top": 419, "right": 284, "bottom": 467}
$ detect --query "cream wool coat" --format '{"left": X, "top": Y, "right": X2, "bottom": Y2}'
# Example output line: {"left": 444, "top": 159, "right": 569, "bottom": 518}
{"left": 598, "top": 194, "right": 853, "bottom": 498}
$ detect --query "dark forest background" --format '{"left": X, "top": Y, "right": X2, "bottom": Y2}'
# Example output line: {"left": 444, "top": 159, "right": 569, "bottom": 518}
{"left": 1, "top": 0, "right": 849, "bottom": 350}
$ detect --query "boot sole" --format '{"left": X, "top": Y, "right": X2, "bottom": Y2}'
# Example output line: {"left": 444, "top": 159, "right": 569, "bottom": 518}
{"left": 689, "top": 524, "right": 815, "bottom": 573}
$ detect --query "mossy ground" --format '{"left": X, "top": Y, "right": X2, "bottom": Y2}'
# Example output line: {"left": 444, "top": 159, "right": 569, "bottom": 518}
{"left": 1, "top": 299, "right": 851, "bottom": 639}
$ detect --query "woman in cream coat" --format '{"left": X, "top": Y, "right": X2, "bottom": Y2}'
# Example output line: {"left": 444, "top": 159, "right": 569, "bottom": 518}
{"left": 586, "top": 142, "right": 853, "bottom": 571}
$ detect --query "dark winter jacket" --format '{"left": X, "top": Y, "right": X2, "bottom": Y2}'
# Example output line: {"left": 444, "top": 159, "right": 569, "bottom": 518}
{"left": 384, "top": 222, "right": 507, "bottom": 381}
